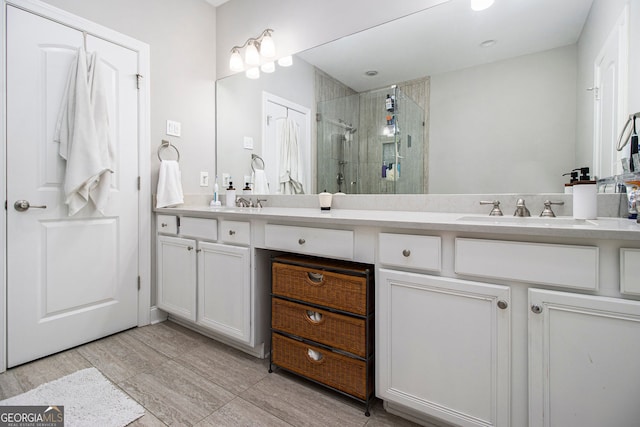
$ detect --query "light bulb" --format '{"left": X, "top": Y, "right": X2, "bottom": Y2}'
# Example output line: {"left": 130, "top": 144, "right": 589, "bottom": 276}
{"left": 245, "top": 41, "right": 260, "bottom": 65}
{"left": 229, "top": 49, "right": 243, "bottom": 72}
{"left": 260, "top": 33, "right": 276, "bottom": 58}
{"left": 246, "top": 67, "right": 260, "bottom": 79}
{"left": 471, "top": 0, "right": 494, "bottom": 11}
{"left": 261, "top": 62, "right": 275, "bottom": 73}
{"left": 277, "top": 55, "right": 293, "bottom": 67}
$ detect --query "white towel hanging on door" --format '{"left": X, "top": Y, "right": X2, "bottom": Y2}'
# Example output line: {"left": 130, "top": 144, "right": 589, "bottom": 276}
{"left": 55, "top": 47, "right": 114, "bottom": 216}
{"left": 278, "top": 118, "right": 304, "bottom": 194}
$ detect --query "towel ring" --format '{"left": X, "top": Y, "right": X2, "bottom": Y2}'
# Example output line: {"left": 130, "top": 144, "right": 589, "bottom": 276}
{"left": 158, "top": 140, "right": 180, "bottom": 162}
{"left": 251, "top": 154, "right": 265, "bottom": 172}
{"left": 617, "top": 112, "right": 640, "bottom": 151}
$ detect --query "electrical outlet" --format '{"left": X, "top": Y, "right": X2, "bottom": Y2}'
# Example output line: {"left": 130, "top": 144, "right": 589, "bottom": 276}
{"left": 166, "top": 120, "right": 181, "bottom": 137}
{"left": 200, "top": 171, "right": 209, "bottom": 187}
{"left": 222, "top": 173, "right": 231, "bottom": 187}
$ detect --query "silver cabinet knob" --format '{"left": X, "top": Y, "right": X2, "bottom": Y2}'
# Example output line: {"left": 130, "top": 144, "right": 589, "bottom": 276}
{"left": 229, "top": 230, "right": 236, "bottom": 235}
{"left": 497, "top": 300, "right": 508, "bottom": 310}
{"left": 187, "top": 246, "right": 194, "bottom": 251}
{"left": 161, "top": 223, "right": 168, "bottom": 227}
{"left": 14, "top": 200, "right": 47, "bottom": 212}
{"left": 402, "top": 249, "right": 411, "bottom": 257}
{"left": 298, "top": 238, "right": 306, "bottom": 245}
{"left": 531, "top": 304, "right": 542, "bottom": 314}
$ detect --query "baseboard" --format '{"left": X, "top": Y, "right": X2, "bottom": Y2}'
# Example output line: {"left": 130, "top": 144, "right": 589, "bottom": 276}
{"left": 149, "top": 306, "right": 168, "bottom": 325}
{"left": 383, "top": 401, "right": 453, "bottom": 427}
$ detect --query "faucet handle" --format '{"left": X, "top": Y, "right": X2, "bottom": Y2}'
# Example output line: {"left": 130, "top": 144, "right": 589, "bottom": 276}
{"left": 256, "top": 198, "right": 267, "bottom": 208}
{"left": 480, "top": 200, "right": 503, "bottom": 216}
{"left": 540, "top": 200, "right": 565, "bottom": 217}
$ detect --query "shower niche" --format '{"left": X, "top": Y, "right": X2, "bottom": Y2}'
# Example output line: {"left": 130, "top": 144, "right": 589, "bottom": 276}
{"left": 317, "top": 86, "right": 425, "bottom": 194}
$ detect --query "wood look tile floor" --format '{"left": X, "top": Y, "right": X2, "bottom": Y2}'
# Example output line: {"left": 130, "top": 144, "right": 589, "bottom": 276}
{"left": 0, "top": 321, "right": 421, "bottom": 427}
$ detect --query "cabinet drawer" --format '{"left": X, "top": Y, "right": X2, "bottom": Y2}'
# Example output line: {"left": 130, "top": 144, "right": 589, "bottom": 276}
{"left": 272, "top": 298, "right": 370, "bottom": 357}
{"left": 179, "top": 217, "right": 217, "bottom": 241}
{"left": 220, "top": 220, "right": 250, "bottom": 246}
{"left": 272, "top": 261, "right": 369, "bottom": 315}
{"left": 264, "top": 224, "right": 354, "bottom": 260}
{"left": 621, "top": 248, "right": 640, "bottom": 295}
{"left": 272, "top": 333, "right": 371, "bottom": 400}
{"left": 378, "top": 233, "right": 441, "bottom": 272}
{"left": 455, "top": 238, "right": 599, "bottom": 290}
{"left": 157, "top": 214, "right": 178, "bottom": 234}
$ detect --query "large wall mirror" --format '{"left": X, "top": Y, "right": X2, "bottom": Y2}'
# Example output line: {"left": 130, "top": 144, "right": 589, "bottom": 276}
{"left": 216, "top": 0, "right": 634, "bottom": 195}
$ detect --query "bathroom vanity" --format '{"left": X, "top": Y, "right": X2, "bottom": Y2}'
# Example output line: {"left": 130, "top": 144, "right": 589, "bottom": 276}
{"left": 154, "top": 203, "right": 640, "bottom": 427}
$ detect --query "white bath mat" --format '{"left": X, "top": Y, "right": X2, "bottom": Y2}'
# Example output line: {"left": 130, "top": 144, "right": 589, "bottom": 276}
{"left": 0, "top": 367, "right": 145, "bottom": 427}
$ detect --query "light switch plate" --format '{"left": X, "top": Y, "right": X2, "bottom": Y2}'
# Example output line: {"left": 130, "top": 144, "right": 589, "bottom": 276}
{"left": 200, "top": 171, "right": 209, "bottom": 187}
{"left": 243, "top": 136, "right": 254, "bottom": 149}
{"left": 167, "top": 120, "right": 181, "bottom": 137}
{"left": 222, "top": 173, "right": 231, "bottom": 187}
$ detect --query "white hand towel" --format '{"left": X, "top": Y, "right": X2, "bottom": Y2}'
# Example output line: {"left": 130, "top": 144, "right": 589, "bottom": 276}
{"left": 252, "top": 169, "right": 270, "bottom": 194}
{"left": 54, "top": 47, "right": 113, "bottom": 216}
{"left": 156, "top": 160, "right": 184, "bottom": 208}
{"left": 278, "top": 118, "right": 305, "bottom": 194}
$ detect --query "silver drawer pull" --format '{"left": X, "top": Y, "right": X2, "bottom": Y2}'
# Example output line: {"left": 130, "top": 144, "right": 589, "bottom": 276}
{"left": 306, "top": 310, "right": 323, "bottom": 323}
{"left": 161, "top": 223, "right": 168, "bottom": 227}
{"left": 497, "top": 300, "right": 508, "bottom": 310}
{"left": 306, "top": 272, "right": 324, "bottom": 283}
{"left": 298, "top": 238, "right": 306, "bottom": 245}
{"left": 229, "top": 230, "right": 236, "bottom": 235}
{"left": 402, "top": 249, "right": 411, "bottom": 257}
{"left": 187, "top": 246, "right": 194, "bottom": 251}
{"left": 307, "top": 348, "right": 323, "bottom": 362}
{"left": 531, "top": 304, "right": 542, "bottom": 314}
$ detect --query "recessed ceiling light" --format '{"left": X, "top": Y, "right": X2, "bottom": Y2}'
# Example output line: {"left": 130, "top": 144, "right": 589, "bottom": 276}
{"left": 480, "top": 39, "right": 497, "bottom": 48}
{"left": 365, "top": 70, "right": 378, "bottom": 76}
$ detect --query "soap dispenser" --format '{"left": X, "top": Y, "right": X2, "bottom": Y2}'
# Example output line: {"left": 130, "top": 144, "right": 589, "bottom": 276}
{"left": 319, "top": 190, "right": 332, "bottom": 211}
{"left": 562, "top": 170, "right": 578, "bottom": 194}
{"left": 572, "top": 167, "right": 597, "bottom": 219}
{"left": 225, "top": 181, "right": 236, "bottom": 208}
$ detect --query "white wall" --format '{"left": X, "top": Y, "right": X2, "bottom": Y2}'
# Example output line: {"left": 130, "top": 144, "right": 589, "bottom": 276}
{"left": 428, "top": 46, "right": 578, "bottom": 194}
{"left": 41, "top": 0, "right": 217, "bottom": 195}
{"left": 215, "top": 0, "right": 448, "bottom": 79}
{"left": 575, "top": 0, "right": 640, "bottom": 173}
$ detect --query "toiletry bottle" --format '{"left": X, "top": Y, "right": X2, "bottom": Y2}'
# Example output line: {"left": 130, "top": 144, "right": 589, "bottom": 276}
{"left": 225, "top": 181, "right": 236, "bottom": 207}
{"left": 572, "top": 167, "right": 596, "bottom": 219}
{"left": 319, "top": 189, "right": 332, "bottom": 211}
{"left": 386, "top": 94, "right": 395, "bottom": 112}
{"left": 243, "top": 182, "right": 252, "bottom": 195}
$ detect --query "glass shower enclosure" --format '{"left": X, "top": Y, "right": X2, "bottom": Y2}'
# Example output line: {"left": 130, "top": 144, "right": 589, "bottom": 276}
{"left": 317, "top": 86, "right": 425, "bottom": 194}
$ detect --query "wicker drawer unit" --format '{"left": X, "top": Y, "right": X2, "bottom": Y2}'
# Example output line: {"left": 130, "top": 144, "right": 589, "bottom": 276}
{"left": 270, "top": 254, "right": 375, "bottom": 415}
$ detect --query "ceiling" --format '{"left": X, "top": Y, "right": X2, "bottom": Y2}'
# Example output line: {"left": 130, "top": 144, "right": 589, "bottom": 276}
{"left": 298, "top": 0, "right": 594, "bottom": 92}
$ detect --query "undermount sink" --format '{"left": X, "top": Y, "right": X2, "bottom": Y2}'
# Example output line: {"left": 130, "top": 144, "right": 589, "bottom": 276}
{"left": 457, "top": 215, "right": 599, "bottom": 227}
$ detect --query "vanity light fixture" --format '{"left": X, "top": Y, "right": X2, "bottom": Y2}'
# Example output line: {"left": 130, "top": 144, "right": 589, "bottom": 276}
{"left": 229, "top": 28, "right": 276, "bottom": 73}
{"left": 471, "top": 0, "right": 494, "bottom": 11}
{"left": 277, "top": 55, "right": 293, "bottom": 67}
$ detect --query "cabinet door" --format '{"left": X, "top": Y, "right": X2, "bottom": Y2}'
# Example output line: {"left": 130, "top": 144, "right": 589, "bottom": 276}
{"left": 157, "top": 236, "right": 197, "bottom": 321}
{"left": 197, "top": 242, "right": 251, "bottom": 344}
{"left": 529, "top": 289, "right": 640, "bottom": 427}
{"left": 377, "top": 269, "right": 510, "bottom": 427}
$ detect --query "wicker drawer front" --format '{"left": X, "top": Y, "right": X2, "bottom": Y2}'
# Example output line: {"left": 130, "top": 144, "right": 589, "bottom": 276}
{"left": 272, "top": 262, "right": 368, "bottom": 315}
{"left": 272, "top": 298, "right": 368, "bottom": 357}
{"left": 272, "top": 333, "right": 368, "bottom": 400}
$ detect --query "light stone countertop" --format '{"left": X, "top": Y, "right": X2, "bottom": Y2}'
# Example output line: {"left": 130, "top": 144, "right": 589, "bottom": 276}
{"left": 155, "top": 205, "right": 640, "bottom": 241}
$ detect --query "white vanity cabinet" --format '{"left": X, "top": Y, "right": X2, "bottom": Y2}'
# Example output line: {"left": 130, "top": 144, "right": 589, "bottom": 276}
{"left": 376, "top": 267, "right": 511, "bottom": 427}
{"left": 528, "top": 289, "right": 640, "bottom": 427}
{"left": 197, "top": 232, "right": 251, "bottom": 345}
{"left": 157, "top": 234, "right": 197, "bottom": 321}
{"left": 156, "top": 216, "right": 254, "bottom": 346}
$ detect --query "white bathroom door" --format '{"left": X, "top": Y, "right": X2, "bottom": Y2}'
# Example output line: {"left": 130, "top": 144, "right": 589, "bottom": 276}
{"left": 6, "top": 6, "right": 140, "bottom": 367}
{"left": 593, "top": 8, "right": 628, "bottom": 178}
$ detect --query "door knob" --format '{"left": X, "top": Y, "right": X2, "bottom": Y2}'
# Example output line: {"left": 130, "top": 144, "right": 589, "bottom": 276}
{"left": 14, "top": 200, "right": 47, "bottom": 212}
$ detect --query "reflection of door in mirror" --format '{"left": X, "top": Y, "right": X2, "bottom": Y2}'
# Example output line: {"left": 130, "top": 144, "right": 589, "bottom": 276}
{"left": 593, "top": 7, "right": 628, "bottom": 179}
{"left": 263, "top": 93, "right": 311, "bottom": 194}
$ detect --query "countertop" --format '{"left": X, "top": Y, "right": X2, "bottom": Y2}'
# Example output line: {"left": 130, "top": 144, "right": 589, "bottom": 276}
{"left": 155, "top": 205, "right": 640, "bottom": 241}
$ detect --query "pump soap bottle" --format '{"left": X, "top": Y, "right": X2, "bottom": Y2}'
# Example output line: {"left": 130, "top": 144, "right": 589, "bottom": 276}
{"left": 572, "top": 167, "right": 597, "bottom": 220}
{"left": 225, "top": 181, "right": 236, "bottom": 208}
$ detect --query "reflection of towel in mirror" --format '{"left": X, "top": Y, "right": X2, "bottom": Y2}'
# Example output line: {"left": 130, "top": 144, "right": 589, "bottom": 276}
{"left": 156, "top": 160, "right": 184, "bottom": 208}
{"left": 55, "top": 47, "right": 114, "bottom": 216}
{"left": 252, "top": 169, "right": 270, "bottom": 194}
{"left": 278, "top": 118, "right": 304, "bottom": 194}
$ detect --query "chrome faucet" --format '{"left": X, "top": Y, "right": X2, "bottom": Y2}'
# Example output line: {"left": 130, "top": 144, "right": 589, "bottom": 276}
{"left": 514, "top": 198, "right": 531, "bottom": 217}
{"left": 480, "top": 200, "right": 503, "bottom": 216}
{"left": 539, "top": 200, "right": 564, "bottom": 217}
{"left": 235, "top": 197, "right": 253, "bottom": 207}
{"left": 255, "top": 198, "right": 267, "bottom": 208}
